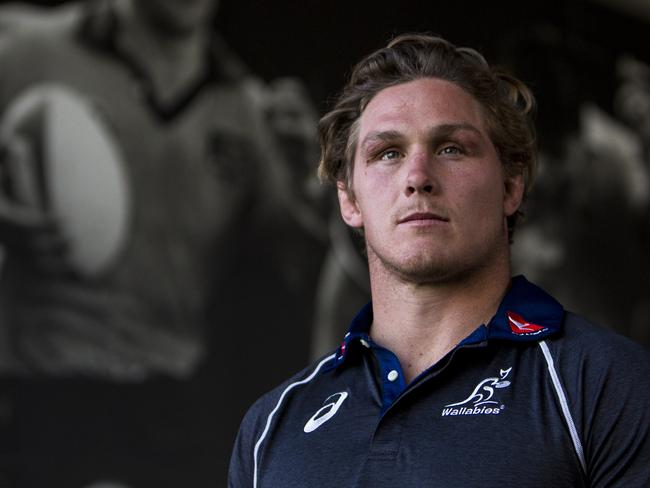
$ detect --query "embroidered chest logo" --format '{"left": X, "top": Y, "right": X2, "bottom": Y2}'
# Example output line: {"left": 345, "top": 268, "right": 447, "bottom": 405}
{"left": 441, "top": 368, "right": 512, "bottom": 417}
{"left": 303, "top": 392, "right": 348, "bottom": 433}
{"left": 507, "top": 311, "right": 547, "bottom": 335}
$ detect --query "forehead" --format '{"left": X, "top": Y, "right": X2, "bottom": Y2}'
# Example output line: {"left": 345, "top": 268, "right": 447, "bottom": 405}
{"left": 357, "top": 78, "right": 488, "bottom": 140}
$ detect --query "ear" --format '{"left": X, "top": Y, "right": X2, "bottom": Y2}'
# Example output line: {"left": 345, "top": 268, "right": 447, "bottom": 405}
{"left": 337, "top": 182, "right": 364, "bottom": 228}
{"left": 503, "top": 172, "right": 525, "bottom": 218}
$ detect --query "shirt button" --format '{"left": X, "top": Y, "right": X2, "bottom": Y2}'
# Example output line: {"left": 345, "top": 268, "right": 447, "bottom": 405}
{"left": 387, "top": 370, "right": 399, "bottom": 382}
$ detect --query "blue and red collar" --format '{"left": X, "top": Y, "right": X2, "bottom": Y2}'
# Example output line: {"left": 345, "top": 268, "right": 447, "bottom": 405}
{"left": 489, "top": 275, "right": 564, "bottom": 341}
{"left": 328, "top": 275, "right": 564, "bottom": 369}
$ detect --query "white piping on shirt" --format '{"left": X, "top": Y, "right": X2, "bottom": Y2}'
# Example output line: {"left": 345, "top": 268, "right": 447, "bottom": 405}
{"left": 538, "top": 340, "right": 587, "bottom": 474}
{"left": 253, "top": 353, "right": 337, "bottom": 488}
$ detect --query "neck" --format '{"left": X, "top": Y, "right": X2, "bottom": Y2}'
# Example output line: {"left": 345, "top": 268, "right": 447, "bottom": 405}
{"left": 115, "top": 1, "right": 208, "bottom": 103}
{"left": 368, "top": 252, "right": 511, "bottom": 383}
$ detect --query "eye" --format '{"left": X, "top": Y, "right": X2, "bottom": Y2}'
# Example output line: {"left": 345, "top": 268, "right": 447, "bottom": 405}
{"left": 379, "top": 149, "right": 402, "bottom": 161}
{"left": 438, "top": 145, "right": 463, "bottom": 156}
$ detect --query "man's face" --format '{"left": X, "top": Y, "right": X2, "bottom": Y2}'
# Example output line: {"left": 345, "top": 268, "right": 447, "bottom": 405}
{"left": 338, "top": 78, "right": 523, "bottom": 284}
{"left": 132, "top": 0, "right": 219, "bottom": 37}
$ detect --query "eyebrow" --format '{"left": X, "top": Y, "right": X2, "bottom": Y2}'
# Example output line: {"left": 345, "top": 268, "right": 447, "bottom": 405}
{"left": 359, "top": 130, "right": 404, "bottom": 154}
{"left": 359, "top": 123, "right": 484, "bottom": 154}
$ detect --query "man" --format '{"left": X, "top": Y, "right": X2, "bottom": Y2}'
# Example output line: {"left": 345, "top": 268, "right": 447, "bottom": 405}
{"left": 0, "top": 0, "right": 287, "bottom": 379}
{"left": 229, "top": 34, "right": 650, "bottom": 487}
{"left": 0, "top": 0, "right": 319, "bottom": 486}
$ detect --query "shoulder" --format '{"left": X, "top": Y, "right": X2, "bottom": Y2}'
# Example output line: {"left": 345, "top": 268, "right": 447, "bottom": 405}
{"left": 234, "top": 353, "right": 338, "bottom": 450}
{"left": 543, "top": 311, "right": 649, "bottom": 398}
{"left": 549, "top": 315, "right": 650, "bottom": 486}
{"left": 0, "top": 3, "right": 81, "bottom": 54}
{"left": 229, "top": 353, "right": 337, "bottom": 484}
{"left": 0, "top": 3, "right": 80, "bottom": 33}
{"left": 550, "top": 311, "right": 649, "bottom": 370}
{"left": 240, "top": 353, "right": 338, "bottom": 431}
{"left": 0, "top": 4, "right": 84, "bottom": 101}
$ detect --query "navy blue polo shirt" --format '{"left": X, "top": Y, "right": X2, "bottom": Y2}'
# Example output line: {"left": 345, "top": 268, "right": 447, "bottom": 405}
{"left": 229, "top": 276, "right": 650, "bottom": 487}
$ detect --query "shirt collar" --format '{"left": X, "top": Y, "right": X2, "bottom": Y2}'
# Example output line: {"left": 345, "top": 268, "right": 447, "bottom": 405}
{"left": 487, "top": 275, "right": 564, "bottom": 341}
{"left": 325, "top": 275, "right": 564, "bottom": 371}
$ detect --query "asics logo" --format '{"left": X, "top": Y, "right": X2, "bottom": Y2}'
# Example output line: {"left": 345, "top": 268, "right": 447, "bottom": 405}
{"left": 303, "top": 392, "right": 348, "bottom": 433}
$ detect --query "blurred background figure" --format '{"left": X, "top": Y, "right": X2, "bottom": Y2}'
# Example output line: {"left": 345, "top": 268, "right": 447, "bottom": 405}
{"left": 0, "top": 0, "right": 648, "bottom": 486}
{"left": 0, "top": 0, "right": 324, "bottom": 486}
{"left": 504, "top": 24, "right": 650, "bottom": 350}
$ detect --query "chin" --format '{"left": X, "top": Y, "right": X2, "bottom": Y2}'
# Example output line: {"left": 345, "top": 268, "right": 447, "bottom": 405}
{"left": 398, "top": 262, "right": 463, "bottom": 285}
{"left": 376, "top": 243, "right": 498, "bottom": 285}
{"left": 375, "top": 250, "right": 457, "bottom": 284}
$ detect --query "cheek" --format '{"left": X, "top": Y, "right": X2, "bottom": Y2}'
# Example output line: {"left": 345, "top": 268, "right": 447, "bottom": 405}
{"left": 356, "top": 163, "right": 393, "bottom": 186}
{"left": 354, "top": 166, "right": 394, "bottom": 212}
{"left": 451, "top": 168, "right": 505, "bottom": 221}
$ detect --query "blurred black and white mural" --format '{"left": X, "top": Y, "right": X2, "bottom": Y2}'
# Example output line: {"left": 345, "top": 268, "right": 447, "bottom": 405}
{"left": 0, "top": 0, "right": 647, "bottom": 486}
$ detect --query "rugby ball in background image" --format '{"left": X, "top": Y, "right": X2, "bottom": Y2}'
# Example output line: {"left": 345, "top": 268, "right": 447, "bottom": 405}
{"left": 0, "top": 83, "right": 131, "bottom": 277}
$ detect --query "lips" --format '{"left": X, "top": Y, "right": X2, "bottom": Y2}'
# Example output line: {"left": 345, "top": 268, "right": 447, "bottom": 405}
{"left": 397, "top": 212, "right": 449, "bottom": 224}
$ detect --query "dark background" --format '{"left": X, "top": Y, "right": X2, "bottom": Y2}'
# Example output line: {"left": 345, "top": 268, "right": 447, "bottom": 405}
{"left": 215, "top": 0, "right": 649, "bottom": 122}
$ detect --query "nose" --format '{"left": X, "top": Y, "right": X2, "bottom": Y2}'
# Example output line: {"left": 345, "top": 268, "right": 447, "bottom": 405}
{"left": 405, "top": 151, "right": 435, "bottom": 196}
